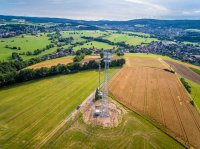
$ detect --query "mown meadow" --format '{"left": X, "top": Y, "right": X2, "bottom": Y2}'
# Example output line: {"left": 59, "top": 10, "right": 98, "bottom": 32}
{"left": 0, "top": 69, "right": 119, "bottom": 148}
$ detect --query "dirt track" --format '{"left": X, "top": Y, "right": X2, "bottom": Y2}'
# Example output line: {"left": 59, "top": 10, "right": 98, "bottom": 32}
{"left": 109, "top": 57, "right": 200, "bottom": 149}
{"left": 165, "top": 60, "right": 200, "bottom": 84}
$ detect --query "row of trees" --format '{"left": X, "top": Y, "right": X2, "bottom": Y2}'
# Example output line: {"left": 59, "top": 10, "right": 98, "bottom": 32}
{"left": 76, "top": 49, "right": 92, "bottom": 55}
{"left": 73, "top": 49, "right": 94, "bottom": 62}
{"left": 5, "top": 45, "right": 21, "bottom": 50}
{"left": 82, "top": 36, "right": 135, "bottom": 49}
{"left": 0, "top": 59, "right": 125, "bottom": 87}
{"left": 48, "top": 31, "right": 75, "bottom": 47}
{"left": 12, "top": 52, "right": 23, "bottom": 61}
{"left": 115, "top": 48, "right": 125, "bottom": 56}
{"left": 73, "top": 54, "right": 85, "bottom": 62}
{"left": 180, "top": 78, "right": 191, "bottom": 93}
{"left": 0, "top": 57, "right": 42, "bottom": 74}
{"left": 19, "top": 44, "right": 55, "bottom": 56}
{"left": 58, "top": 37, "right": 74, "bottom": 43}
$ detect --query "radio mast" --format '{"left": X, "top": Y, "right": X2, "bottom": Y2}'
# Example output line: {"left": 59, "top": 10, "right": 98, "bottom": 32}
{"left": 101, "top": 51, "right": 112, "bottom": 117}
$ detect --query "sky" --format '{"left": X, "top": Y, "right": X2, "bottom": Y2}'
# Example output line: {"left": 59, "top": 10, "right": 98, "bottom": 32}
{"left": 0, "top": 0, "right": 200, "bottom": 20}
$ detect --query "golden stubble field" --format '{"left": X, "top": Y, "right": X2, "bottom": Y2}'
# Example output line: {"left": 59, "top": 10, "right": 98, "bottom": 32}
{"left": 109, "top": 57, "right": 200, "bottom": 149}
{"left": 27, "top": 56, "right": 100, "bottom": 69}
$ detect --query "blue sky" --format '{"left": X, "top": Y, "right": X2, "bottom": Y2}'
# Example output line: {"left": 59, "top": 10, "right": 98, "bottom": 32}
{"left": 0, "top": 0, "right": 200, "bottom": 20}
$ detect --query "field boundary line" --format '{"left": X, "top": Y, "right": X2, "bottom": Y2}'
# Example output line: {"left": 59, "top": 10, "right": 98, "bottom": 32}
{"left": 158, "top": 58, "right": 172, "bottom": 69}
{"left": 175, "top": 78, "right": 200, "bottom": 132}
{"left": 175, "top": 71, "right": 200, "bottom": 114}
{"left": 160, "top": 59, "right": 200, "bottom": 148}
{"left": 162, "top": 58, "right": 200, "bottom": 113}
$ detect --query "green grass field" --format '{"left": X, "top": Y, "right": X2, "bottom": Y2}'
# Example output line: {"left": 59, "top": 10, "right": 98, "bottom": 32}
{"left": 104, "top": 34, "right": 158, "bottom": 46}
{"left": 22, "top": 47, "right": 59, "bottom": 61}
{"left": 124, "top": 31, "right": 151, "bottom": 37}
{"left": 73, "top": 41, "right": 116, "bottom": 51}
{"left": 61, "top": 31, "right": 86, "bottom": 43}
{"left": 183, "top": 42, "right": 200, "bottom": 46}
{"left": 0, "top": 69, "right": 119, "bottom": 148}
{"left": 187, "top": 79, "right": 200, "bottom": 110}
{"left": 0, "top": 30, "right": 113, "bottom": 61}
{"left": 0, "top": 33, "right": 54, "bottom": 61}
{"left": 0, "top": 30, "right": 156, "bottom": 61}
{"left": 190, "top": 67, "right": 200, "bottom": 75}
{"left": 62, "top": 30, "right": 107, "bottom": 38}
{"left": 61, "top": 30, "right": 109, "bottom": 44}
{"left": 43, "top": 103, "right": 184, "bottom": 149}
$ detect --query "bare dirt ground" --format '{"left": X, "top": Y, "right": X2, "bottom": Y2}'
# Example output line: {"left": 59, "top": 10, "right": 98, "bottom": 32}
{"left": 109, "top": 57, "right": 200, "bottom": 149}
{"left": 81, "top": 98, "right": 124, "bottom": 127}
{"left": 165, "top": 60, "right": 200, "bottom": 85}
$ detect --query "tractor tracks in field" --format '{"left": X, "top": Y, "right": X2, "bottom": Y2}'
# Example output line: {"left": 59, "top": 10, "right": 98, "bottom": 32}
{"left": 165, "top": 73, "right": 189, "bottom": 147}
{"left": 155, "top": 70, "right": 166, "bottom": 127}
{"left": 143, "top": 68, "right": 148, "bottom": 115}
{"left": 175, "top": 78, "right": 200, "bottom": 134}
{"left": 159, "top": 58, "right": 200, "bottom": 148}
{"left": 35, "top": 91, "right": 96, "bottom": 149}
{"left": 36, "top": 70, "right": 120, "bottom": 148}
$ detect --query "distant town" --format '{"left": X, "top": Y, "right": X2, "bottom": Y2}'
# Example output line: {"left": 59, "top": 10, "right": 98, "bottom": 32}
{"left": 0, "top": 16, "right": 200, "bottom": 66}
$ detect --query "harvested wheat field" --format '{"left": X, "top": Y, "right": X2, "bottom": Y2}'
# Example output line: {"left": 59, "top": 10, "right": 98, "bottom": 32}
{"left": 109, "top": 57, "right": 200, "bottom": 149}
{"left": 27, "top": 57, "right": 73, "bottom": 69}
{"left": 28, "top": 56, "right": 101, "bottom": 70}
{"left": 165, "top": 60, "right": 200, "bottom": 85}
{"left": 81, "top": 55, "right": 101, "bottom": 63}
{"left": 125, "top": 57, "right": 166, "bottom": 69}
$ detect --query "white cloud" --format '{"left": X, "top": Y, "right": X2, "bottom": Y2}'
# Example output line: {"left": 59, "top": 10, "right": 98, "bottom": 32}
{"left": 49, "top": 0, "right": 73, "bottom": 4}
{"left": 194, "top": 10, "right": 200, "bottom": 13}
{"left": 182, "top": 10, "right": 200, "bottom": 15}
{"left": 1, "top": 0, "right": 200, "bottom": 20}
{"left": 125, "top": 0, "right": 168, "bottom": 11}
{"left": 7, "top": 2, "right": 25, "bottom": 5}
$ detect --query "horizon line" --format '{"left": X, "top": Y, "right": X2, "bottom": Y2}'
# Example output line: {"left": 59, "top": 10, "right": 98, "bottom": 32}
{"left": 1, "top": 14, "right": 200, "bottom": 22}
